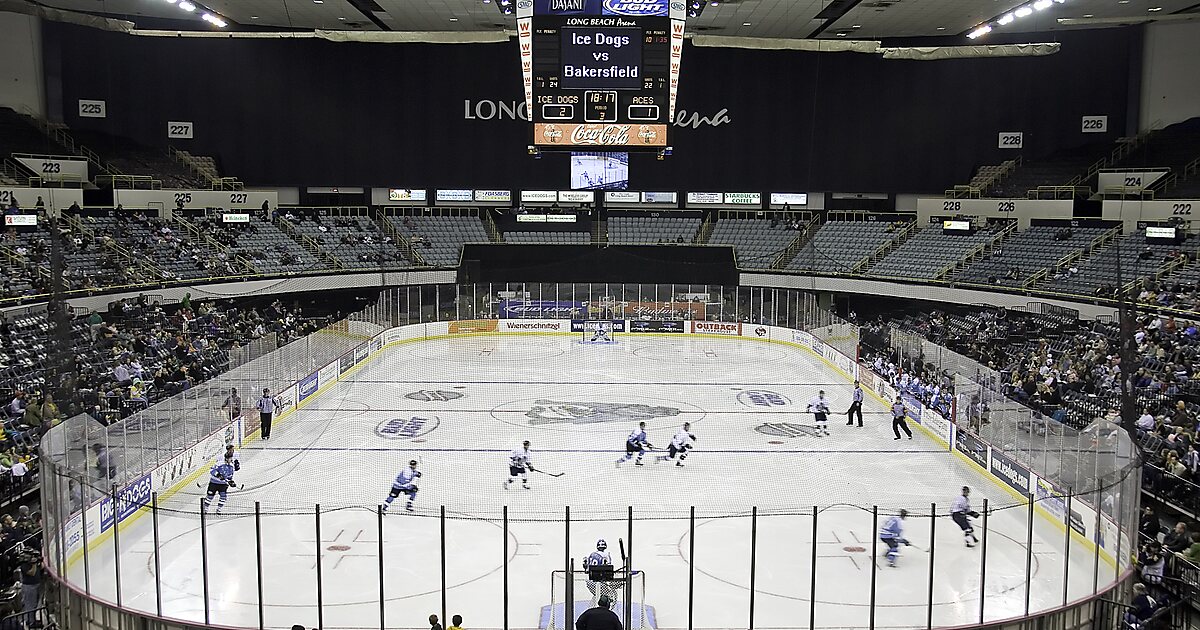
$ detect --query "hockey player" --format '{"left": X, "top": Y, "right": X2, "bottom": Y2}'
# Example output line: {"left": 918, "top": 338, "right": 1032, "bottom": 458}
{"left": 891, "top": 396, "right": 913, "bottom": 440}
{"left": 383, "top": 460, "right": 421, "bottom": 512}
{"left": 806, "top": 391, "right": 831, "bottom": 437}
{"left": 656, "top": 422, "right": 696, "bottom": 467}
{"left": 225, "top": 444, "right": 241, "bottom": 472}
{"left": 202, "top": 454, "right": 237, "bottom": 515}
{"left": 616, "top": 422, "right": 653, "bottom": 466}
{"left": 951, "top": 486, "right": 981, "bottom": 547}
{"left": 583, "top": 539, "right": 617, "bottom": 603}
{"left": 505, "top": 441, "right": 535, "bottom": 490}
{"left": 878, "top": 509, "right": 910, "bottom": 567}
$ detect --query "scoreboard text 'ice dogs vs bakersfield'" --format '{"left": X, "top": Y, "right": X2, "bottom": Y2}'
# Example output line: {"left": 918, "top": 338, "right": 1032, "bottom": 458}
{"left": 517, "top": 0, "right": 687, "bottom": 150}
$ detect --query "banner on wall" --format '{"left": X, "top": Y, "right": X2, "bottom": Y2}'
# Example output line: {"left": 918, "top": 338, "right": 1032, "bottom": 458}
{"left": 1034, "top": 476, "right": 1086, "bottom": 536}
{"left": 498, "top": 320, "right": 568, "bottom": 332}
{"left": 899, "top": 391, "right": 922, "bottom": 425}
{"left": 318, "top": 361, "right": 340, "bottom": 389}
{"left": 919, "top": 406, "right": 952, "bottom": 447}
{"left": 570, "top": 320, "right": 627, "bottom": 332}
{"left": 298, "top": 372, "right": 319, "bottom": 402}
{"left": 499, "top": 300, "right": 586, "bottom": 318}
{"left": 608, "top": 301, "right": 706, "bottom": 320}
{"left": 989, "top": 448, "right": 1032, "bottom": 496}
{"left": 354, "top": 344, "right": 369, "bottom": 364}
{"left": 99, "top": 474, "right": 152, "bottom": 532}
{"left": 691, "top": 321, "right": 741, "bottom": 336}
{"left": 955, "top": 429, "right": 989, "bottom": 469}
{"left": 339, "top": 352, "right": 356, "bottom": 375}
{"left": 449, "top": 320, "right": 499, "bottom": 333}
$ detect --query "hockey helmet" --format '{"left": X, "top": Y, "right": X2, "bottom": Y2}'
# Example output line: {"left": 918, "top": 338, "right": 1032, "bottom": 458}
{"left": 596, "top": 539, "right": 607, "bottom": 551}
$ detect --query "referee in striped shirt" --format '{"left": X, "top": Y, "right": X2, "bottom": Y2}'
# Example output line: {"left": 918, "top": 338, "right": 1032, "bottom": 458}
{"left": 846, "top": 380, "right": 864, "bottom": 427}
{"left": 256, "top": 388, "right": 281, "bottom": 440}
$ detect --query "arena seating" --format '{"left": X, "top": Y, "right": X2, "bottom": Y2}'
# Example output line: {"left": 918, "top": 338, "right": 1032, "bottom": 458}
{"left": 503, "top": 231, "right": 591, "bottom": 244}
{"left": 1122, "top": 118, "right": 1200, "bottom": 174}
{"left": 66, "top": 129, "right": 207, "bottom": 189}
{"left": 787, "top": 220, "right": 904, "bottom": 273}
{"left": 287, "top": 210, "right": 410, "bottom": 270}
{"left": 0, "top": 108, "right": 73, "bottom": 169}
{"left": 952, "top": 225, "right": 1113, "bottom": 287}
{"left": 706, "top": 216, "right": 801, "bottom": 269}
{"left": 203, "top": 214, "right": 328, "bottom": 275}
{"left": 607, "top": 215, "right": 701, "bottom": 244}
{"left": 1039, "top": 233, "right": 1184, "bottom": 296}
{"left": 391, "top": 214, "right": 492, "bottom": 266}
{"left": 987, "top": 143, "right": 1111, "bottom": 198}
{"left": 866, "top": 224, "right": 1005, "bottom": 280}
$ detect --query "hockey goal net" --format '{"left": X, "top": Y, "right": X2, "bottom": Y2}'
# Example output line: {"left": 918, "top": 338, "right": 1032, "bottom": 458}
{"left": 581, "top": 320, "right": 617, "bottom": 344}
{"left": 546, "top": 569, "right": 649, "bottom": 630}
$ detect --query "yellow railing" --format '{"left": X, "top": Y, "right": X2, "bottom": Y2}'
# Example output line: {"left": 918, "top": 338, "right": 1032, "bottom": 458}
{"left": 95, "top": 174, "right": 162, "bottom": 190}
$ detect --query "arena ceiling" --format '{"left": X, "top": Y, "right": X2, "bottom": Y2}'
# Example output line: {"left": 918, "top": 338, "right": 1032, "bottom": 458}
{"left": 32, "top": 0, "right": 1200, "bottom": 37}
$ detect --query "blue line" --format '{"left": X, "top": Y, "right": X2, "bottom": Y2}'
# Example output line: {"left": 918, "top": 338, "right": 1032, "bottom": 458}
{"left": 249, "top": 447, "right": 946, "bottom": 454}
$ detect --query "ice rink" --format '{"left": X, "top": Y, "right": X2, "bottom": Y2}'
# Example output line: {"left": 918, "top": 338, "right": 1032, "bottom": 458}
{"left": 62, "top": 333, "right": 1117, "bottom": 629}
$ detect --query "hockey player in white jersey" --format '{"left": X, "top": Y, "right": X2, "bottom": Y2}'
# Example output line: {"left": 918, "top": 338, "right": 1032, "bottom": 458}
{"left": 878, "top": 509, "right": 910, "bottom": 567}
{"left": 616, "top": 422, "right": 653, "bottom": 466}
{"left": 656, "top": 422, "right": 696, "bottom": 467}
{"left": 505, "top": 440, "right": 535, "bottom": 490}
{"left": 806, "top": 391, "right": 831, "bottom": 436}
{"left": 583, "top": 539, "right": 617, "bottom": 603}
{"left": 383, "top": 460, "right": 421, "bottom": 512}
{"left": 951, "top": 486, "right": 981, "bottom": 547}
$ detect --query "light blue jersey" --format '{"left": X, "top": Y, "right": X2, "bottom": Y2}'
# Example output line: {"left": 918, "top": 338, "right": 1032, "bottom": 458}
{"left": 879, "top": 515, "right": 904, "bottom": 540}
{"left": 627, "top": 428, "right": 648, "bottom": 447}
{"left": 209, "top": 463, "right": 236, "bottom": 487}
{"left": 392, "top": 467, "right": 421, "bottom": 490}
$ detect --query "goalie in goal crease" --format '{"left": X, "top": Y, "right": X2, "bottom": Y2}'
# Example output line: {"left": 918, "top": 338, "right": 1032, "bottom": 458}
{"left": 584, "top": 321, "right": 615, "bottom": 343}
{"left": 582, "top": 539, "right": 626, "bottom": 604}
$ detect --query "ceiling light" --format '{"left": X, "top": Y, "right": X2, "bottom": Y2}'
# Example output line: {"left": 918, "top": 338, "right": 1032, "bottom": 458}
{"left": 967, "top": 24, "right": 992, "bottom": 38}
{"left": 998, "top": 13, "right": 1014, "bottom": 24}
{"left": 1148, "top": 6, "right": 1163, "bottom": 10}
{"left": 742, "top": 21, "right": 751, "bottom": 25}
{"left": 1083, "top": 13, "right": 1093, "bottom": 17}
{"left": 313, "top": 0, "right": 323, "bottom": 3}
{"left": 936, "top": 26, "right": 946, "bottom": 30}
{"left": 250, "top": 15, "right": 259, "bottom": 18}
{"left": 836, "top": 32, "right": 846, "bottom": 36}
{"left": 710, "top": 1, "right": 719, "bottom": 5}
{"left": 1117, "top": 1, "right": 1129, "bottom": 4}
{"left": 338, "top": 16, "right": 345, "bottom": 19}
{"left": 178, "top": 1, "right": 195, "bottom": 11}
{"left": 163, "top": 0, "right": 177, "bottom": 4}
{"left": 1015, "top": 6, "right": 1033, "bottom": 17}
{"left": 449, "top": 17, "right": 458, "bottom": 21}
{"left": 1033, "top": 0, "right": 1052, "bottom": 10}
{"left": 201, "top": 12, "right": 226, "bottom": 26}
{"left": 851, "top": 24, "right": 861, "bottom": 28}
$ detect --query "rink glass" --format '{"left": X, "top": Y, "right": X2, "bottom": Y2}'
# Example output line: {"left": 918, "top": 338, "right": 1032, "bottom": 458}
{"left": 40, "top": 283, "right": 1141, "bottom": 630}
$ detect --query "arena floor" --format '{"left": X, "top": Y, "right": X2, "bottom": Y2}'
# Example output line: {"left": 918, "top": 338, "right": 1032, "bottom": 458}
{"left": 63, "top": 334, "right": 1112, "bottom": 629}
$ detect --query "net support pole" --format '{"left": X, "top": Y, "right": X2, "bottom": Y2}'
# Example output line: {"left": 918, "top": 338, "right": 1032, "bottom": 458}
{"left": 809, "top": 505, "right": 817, "bottom": 630}
{"left": 503, "top": 505, "right": 509, "bottom": 630}
{"left": 926, "top": 503, "right": 935, "bottom": 630}
{"left": 625, "top": 506, "right": 633, "bottom": 630}
{"left": 749, "top": 506, "right": 757, "bottom": 630}
{"left": 152, "top": 492, "right": 162, "bottom": 617}
{"left": 440, "top": 505, "right": 447, "bottom": 630}
{"left": 1062, "top": 491, "right": 1072, "bottom": 606}
{"left": 81, "top": 492, "right": 91, "bottom": 595}
{"left": 869, "top": 506, "right": 878, "bottom": 630}
{"left": 378, "top": 504, "right": 386, "bottom": 630}
{"left": 1024, "top": 493, "right": 1033, "bottom": 615}
{"left": 200, "top": 498, "right": 210, "bottom": 625}
{"left": 979, "top": 499, "right": 989, "bottom": 624}
{"left": 1113, "top": 489, "right": 1123, "bottom": 583}
{"left": 688, "top": 506, "right": 695, "bottom": 630}
{"left": 1092, "top": 488, "right": 1101, "bottom": 594}
{"left": 256, "top": 502, "right": 265, "bottom": 630}
{"left": 112, "top": 485, "right": 123, "bottom": 608}
{"left": 316, "top": 504, "right": 324, "bottom": 630}
{"left": 565, "top": 506, "right": 572, "bottom": 630}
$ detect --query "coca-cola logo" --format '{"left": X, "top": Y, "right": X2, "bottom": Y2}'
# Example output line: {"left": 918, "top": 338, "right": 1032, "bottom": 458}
{"left": 570, "top": 124, "right": 631, "bottom": 145}
{"left": 637, "top": 125, "right": 658, "bottom": 144}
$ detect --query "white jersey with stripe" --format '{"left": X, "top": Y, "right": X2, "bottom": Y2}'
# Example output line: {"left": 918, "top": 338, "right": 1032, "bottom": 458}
{"left": 510, "top": 448, "right": 533, "bottom": 469}
{"left": 951, "top": 494, "right": 971, "bottom": 514}
{"left": 807, "top": 396, "right": 830, "bottom": 413}
{"left": 671, "top": 429, "right": 695, "bottom": 449}
{"left": 392, "top": 467, "right": 421, "bottom": 490}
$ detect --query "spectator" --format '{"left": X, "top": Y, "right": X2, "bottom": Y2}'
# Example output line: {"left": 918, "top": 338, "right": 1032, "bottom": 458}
{"left": 1126, "top": 582, "right": 1158, "bottom": 627}
{"left": 6, "top": 391, "right": 27, "bottom": 420}
{"left": 10, "top": 458, "right": 28, "bottom": 491}
{"left": 222, "top": 388, "right": 243, "bottom": 421}
{"left": 429, "top": 614, "right": 443, "bottom": 630}
{"left": 576, "top": 594, "right": 622, "bottom": 630}
{"left": 1177, "top": 532, "right": 1200, "bottom": 562}
{"left": 1139, "top": 506, "right": 1160, "bottom": 540}
{"left": 1163, "top": 522, "right": 1190, "bottom": 553}
{"left": 19, "top": 552, "right": 40, "bottom": 624}
{"left": 448, "top": 615, "right": 464, "bottom": 630}
{"left": 1137, "top": 541, "right": 1165, "bottom": 586}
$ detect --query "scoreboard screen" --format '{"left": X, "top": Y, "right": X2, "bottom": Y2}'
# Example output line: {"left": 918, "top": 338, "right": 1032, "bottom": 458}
{"left": 522, "top": 0, "right": 678, "bottom": 150}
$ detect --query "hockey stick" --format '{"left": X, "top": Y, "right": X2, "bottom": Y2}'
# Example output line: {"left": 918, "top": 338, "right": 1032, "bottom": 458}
{"left": 532, "top": 468, "right": 565, "bottom": 478}
{"left": 618, "top": 538, "right": 627, "bottom": 566}
{"left": 195, "top": 481, "right": 244, "bottom": 490}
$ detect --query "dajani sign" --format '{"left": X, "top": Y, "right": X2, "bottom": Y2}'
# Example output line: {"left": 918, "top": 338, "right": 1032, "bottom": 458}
{"left": 535, "top": 123, "right": 667, "bottom": 147}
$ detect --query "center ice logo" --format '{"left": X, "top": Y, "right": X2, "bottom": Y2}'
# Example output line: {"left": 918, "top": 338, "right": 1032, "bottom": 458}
{"left": 376, "top": 416, "right": 439, "bottom": 439}
{"left": 737, "top": 390, "right": 790, "bottom": 407}
{"left": 525, "top": 400, "right": 682, "bottom": 425}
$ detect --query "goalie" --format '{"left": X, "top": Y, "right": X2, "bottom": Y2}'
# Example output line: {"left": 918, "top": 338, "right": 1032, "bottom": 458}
{"left": 583, "top": 539, "right": 619, "bottom": 604}
{"left": 590, "top": 327, "right": 611, "bottom": 343}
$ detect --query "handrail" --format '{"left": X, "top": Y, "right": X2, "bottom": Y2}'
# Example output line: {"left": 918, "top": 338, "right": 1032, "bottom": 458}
{"left": 771, "top": 213, "right": 820, "bottom": 269}
{"left": 1073, "top": 121, "right": 1162, "bottom": 185}
{"left": 376, "top": 212, "right": 426, "bottom": 266}
{"left": 274, "top": 217, "right": 345, "bottom": 270}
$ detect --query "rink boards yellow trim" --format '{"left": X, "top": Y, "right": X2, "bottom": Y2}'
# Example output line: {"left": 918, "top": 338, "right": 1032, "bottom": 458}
{"left": 61, "top": 326, "right": 1121, "bottom": 574}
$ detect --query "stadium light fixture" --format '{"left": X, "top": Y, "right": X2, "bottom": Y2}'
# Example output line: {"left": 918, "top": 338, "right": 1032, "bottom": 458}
{"left": 178, "top": 1, "right": 196, "bottom": 11}
{"left": 997, "top": 13, "right": 1014, "bottom": 24}
{"left": 1015, "top": 6, "right": 1033, "bottom": 17}
{"left": 1033, "top": 0, "right": 1052, "bottom": 10}
{"left": 966, "top": 24, "right": 992, "bottom": 38}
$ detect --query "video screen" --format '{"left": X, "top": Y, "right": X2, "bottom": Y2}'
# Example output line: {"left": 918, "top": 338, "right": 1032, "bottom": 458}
{"left": 571, "top": 152, "right": 629, "bottom": 190}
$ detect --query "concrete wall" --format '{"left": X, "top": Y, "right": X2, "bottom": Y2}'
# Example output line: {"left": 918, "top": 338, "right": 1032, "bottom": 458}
{"left": 0, "top": 11, "right": 46, "bottom": 117}
{"left": 1140, "top": 20, "right": 1200, "bottom": 130}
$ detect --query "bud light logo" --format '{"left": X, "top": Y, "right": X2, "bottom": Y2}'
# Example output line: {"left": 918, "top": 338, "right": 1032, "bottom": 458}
{"left": 737, "top": 390, "right": 791, "bottom": 407}
{"left": 603, "top": 0, "right": 668, "bottom": 15}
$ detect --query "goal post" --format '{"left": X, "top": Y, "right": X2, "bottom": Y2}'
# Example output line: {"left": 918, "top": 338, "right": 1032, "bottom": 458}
{"left": 545, "top": 569, "right": 651, "bottom": 630}
{"left": 581, "top": 320, "right": 618, "bottom": 344}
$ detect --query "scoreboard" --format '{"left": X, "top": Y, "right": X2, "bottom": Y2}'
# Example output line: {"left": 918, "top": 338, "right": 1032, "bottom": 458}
{"left": 518, "top": 0, "right": 685, "bottom": 150}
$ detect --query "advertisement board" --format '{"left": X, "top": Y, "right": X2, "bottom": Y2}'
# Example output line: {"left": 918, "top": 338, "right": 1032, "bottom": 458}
{"left": 643, "top": 192, "right": 677, "bottom": 204}
{"left": 559, "top": 190, "right": 595, "bottom": 203}
{"left": 151, "top": 426, "right": 230, "bottom": 493}
{"left": 628, "top": 320, "right": 686, "bottom": 333}
{"left": 475, "top": 190, "right": 512, "bottom": 203}
{"left": 1034, "top": 476, "right": 1086, "bottom": 536}
{"left": 298, "top": 372, "right": 319, "bottom": 402}
{"left": 691, "top": 321, "right": 741, "bottom": 336}
{"left": 498, "top": 320, "right": 569, "bottom": 332}
{"left": 791, "top": 330, "right": 813, "bottom": 346}
{"left": 989, "top": 448, "right": 1033, "bottom": 496}
{"left": 339, "top": 352, "right": 356, "bottom": 375}
{"left": 388, "top": 189, "right": 426, "bottom": 201}
{"left": 606, "top": 191, "right": 641, "bottom": 203}
{"left": 955, "top": 429, "right": 989, "bottom": 469}
{"left": 100, "top": 474, "right": 153, "bottom": 532}
{"left": 448, "top": 320, "right": 499, "bottom": 334}
{"left": 3, "top": 215, "right": 37, "bottom": 226}
{"left": 318, "top": 361, "right": 340, "bottom": 389}
{"left": 919, "top": 406, "right": 952, "bottom": 448}
{"left": 521, "top": 190, "right": 558, "bottom": 203}
{"left": 436, "top": 189, "right": 474, "bottom": 202}
{"left": 571, "top": 320, "right": 627, "bottom": 332}
{"left": 610, "top": 301, "right": 705, "bottom": 319}
{"left": 723, "top": 192, "right": 761, "bottom": 205}
{"left": 899, "top": 391, "right": 923, "bottom": 425}
{"left": 499, "top": 300, "right": 586, "bottom": 318}
{"left": 770, "top": 193, "right": 809, "bottom": 206}
{"left": 686, "top": 192, "right": 723, "bottom": 205}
